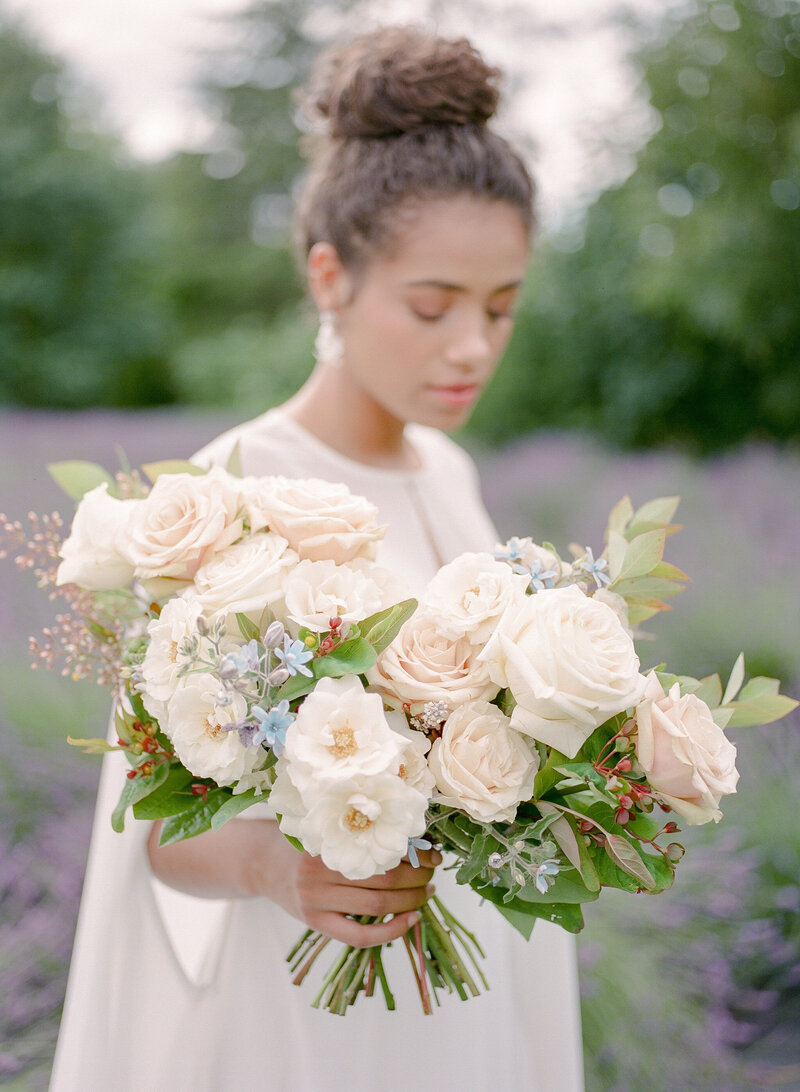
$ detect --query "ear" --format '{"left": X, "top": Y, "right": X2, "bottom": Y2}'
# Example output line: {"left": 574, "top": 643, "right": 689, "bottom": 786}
{"left": 307, "top": 242, "right": 353, "bottom": 311}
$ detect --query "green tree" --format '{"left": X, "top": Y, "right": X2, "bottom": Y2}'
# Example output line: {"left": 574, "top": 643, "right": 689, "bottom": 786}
{"left": 0, "top": 16, "right": 175, "bottom": 407}
{"left": 469, "top": 0, "right": 800, "bottom": 451}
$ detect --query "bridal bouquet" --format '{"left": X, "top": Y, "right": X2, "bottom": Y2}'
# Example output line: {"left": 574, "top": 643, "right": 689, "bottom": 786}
{"left": 2, "top": 463, "right": 797, "bottom": 1016}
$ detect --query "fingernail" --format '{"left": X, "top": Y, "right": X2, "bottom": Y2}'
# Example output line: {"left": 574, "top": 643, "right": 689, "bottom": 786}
{"left": 432, "top": 850, "right": 443, "bottom": 864}
{"left": 426, "top": 883, "right": 436, "bottom": 897}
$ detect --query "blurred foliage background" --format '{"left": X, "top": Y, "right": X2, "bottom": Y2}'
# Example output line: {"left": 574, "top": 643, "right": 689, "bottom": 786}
{"left": 1, "top": 0, "right": 799, "bottom": 1088}
{"left": 1, "top": 0, "right": 799, "bottom": 452}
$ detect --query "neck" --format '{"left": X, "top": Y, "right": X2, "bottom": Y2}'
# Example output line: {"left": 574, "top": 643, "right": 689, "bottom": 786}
{"left": 282, "top": 367, "right": 421, "bottom": 470}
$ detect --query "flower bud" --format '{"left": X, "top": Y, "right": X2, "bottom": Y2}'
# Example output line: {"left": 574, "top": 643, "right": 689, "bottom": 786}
{"left": 666, "top": 842, "right": 685, "bottom": 862}
{"left": 615, "top": 756, "right": 633, "bottom": 773}
{"left": 195, "top": 614, "right": 209, "bottom": 636}
{"left": 304, "top": 634, "right": 317, "bottom": 649}
{"left": 615, "top": 807, "right": 631, "bottom": 826}
{"left": 663, "top": 821, "right": 680, "bottom": 834}
{"left": 267, "top": 666, "right": 291, "bottom": 687}
{"left": 264, "top": 620, "right": 285, "bottom": 648}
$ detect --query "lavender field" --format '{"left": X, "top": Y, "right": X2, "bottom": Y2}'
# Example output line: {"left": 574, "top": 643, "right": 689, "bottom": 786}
{"left": 1, "top": 410, "right": 799, "bottom": 1090}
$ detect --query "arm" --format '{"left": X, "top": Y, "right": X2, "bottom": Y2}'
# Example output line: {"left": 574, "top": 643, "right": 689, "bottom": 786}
{"left": 147, "top": 817, "right": 439, "bottom": 948}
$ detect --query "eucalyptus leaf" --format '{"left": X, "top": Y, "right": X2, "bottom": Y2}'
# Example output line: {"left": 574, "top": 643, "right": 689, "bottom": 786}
{"left": 725, "top": 693, "right": 799, "bottom": 728}
{"left": 693, "top": 673, "right": 723, "bottom": 708}
{"left": 630, "top": 495, "right": 681, "bottom": 528}
{"left": 612, "top": 529, "right": 666, "bottom": 583}
{"left": 606, "top": 530, "right": 628, "bottom": 582}
{"left": 606, "top": 495, "right": 634, "bottom": 536}
{"left": 48, "top": 460, "right": 117, "bottom": 501}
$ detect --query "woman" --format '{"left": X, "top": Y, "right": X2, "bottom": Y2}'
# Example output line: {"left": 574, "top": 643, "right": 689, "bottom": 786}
{"left": 51, "top": 27, "right": 584, "bottom": 1091}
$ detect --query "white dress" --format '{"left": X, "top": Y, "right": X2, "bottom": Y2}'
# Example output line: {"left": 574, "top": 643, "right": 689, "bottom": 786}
{"left": 50, "top": 408, "right": 584, "bottom": 1092}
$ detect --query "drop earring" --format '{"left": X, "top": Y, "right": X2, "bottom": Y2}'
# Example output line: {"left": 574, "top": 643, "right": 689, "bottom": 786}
{"left": 314, "top": 310, "right": 344, "bottom": 369}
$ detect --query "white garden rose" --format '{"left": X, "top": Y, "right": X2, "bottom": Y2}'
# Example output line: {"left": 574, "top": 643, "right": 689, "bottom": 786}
{"left": 162, "top": 672, "right": 258, "bottom": 785}
{"left": 140, "top": 594, "right": 206, "bottom": 712}
{"left": 367, "top": 611, "right": 499, "bottom": 709}
{"left": 635, "top": 671, "right": 739, "bottom": 824}
{"left": 192, "top": 531, "right": 296, "bottom": 619}
{"left": 428, "top": 700, "right": 539, "bottom": 822}
{"left": 283, "top": 558, "right": 389, "bottom": 634}
{"left": 385, "top": 711, "right": 436, "bottom": 799}
{"left": 420, "top": 552, "right": 529, "bottom": 644}
{"left": 257, "top": 476, "right": 386, "bottom": 563}
{"left": 56, "top": 483, "right": 137, "bottom": 590}
{"left": 479, "top": 584, "right": 645, "bottom": 758}
{"left": 282, "top": 676, "right": 404, "bottom": 793}
{"left": 294, "top": 773, "right": 429, "bottom": 880}
{"left": 125, "top": 467, "right": 244, "bottom": 580}
{"left": 592, "top": 588, "right": 633, "bottom": 638}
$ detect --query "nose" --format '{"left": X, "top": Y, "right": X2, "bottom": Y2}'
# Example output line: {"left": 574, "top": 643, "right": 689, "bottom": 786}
{"left": 442, "top": 313, "right": 494, "bottom": 372}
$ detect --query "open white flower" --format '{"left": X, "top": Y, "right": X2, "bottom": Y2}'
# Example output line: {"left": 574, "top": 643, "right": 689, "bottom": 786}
{"left": 193, "top": 531, "right": 296, "bottom": 619}
{"left": 295, "top": 773, "right": 429, "bottom": 880}
{"left": 283, "top": 558, "right": 388, "bottom": 634}
{"left": 480, "top": 585, "right": 645, "bottom": 758}
{"left": 140, "top": 594, "right": 206, "bottom": 710}
{"left": 162, "top": 672, "right": 256, "bottom": 785}
{"left": 126, "top": 467, "right": 244, "bottom": 580}
{"left": 257, "top": 476, "right": 386, "bottom": 563}
{"left": 428, "top": 700, "right": 539, "bottom": 822}
{"left": 283, "top": 676, "right": 404, "bottom": 793}
{"left": 385, "top": 711, "right": 436, "bottom": 799}
{"left": 420, "top": 552, "right": 529, "bottom": 644}
{"left": 367, "top": 611, "right": 499, "bottom": 709}
{"left": 56, "top": 483, "right": 137, "bottom": 590}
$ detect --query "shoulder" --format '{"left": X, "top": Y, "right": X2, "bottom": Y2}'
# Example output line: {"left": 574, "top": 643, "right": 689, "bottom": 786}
{"left": 191, "top": 409, "right": 284, "bottom": 470}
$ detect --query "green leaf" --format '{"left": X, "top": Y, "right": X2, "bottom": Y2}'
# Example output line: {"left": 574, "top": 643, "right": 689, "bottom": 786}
{"left": 606, "top": 496, "right": 634, "bottom": 537}
{"left": 225, "top": 441, "right": 243, "bottom": 478}
{"left": 630, "top": 495, "right": 681, "bottom": 528}
{"left": 157, "top": 788, "right": 229, "bottom": 846}
{"left": 455, "top": 830, "right": 496, "bottom": 885}
{"left": 475, "top": 878, "right": 592, "bottom": 924}
{"left": 738, "top": 676, "right": 780, "bottom": 701}
{"left": 611, "top": 576, "right": 685, "bottom": 602}
{"left": 132, "top": 766, "right": 197, "bottom": 819}
{"left": 606, "top": 530, "right": 628, "bottom": 582}
{"left": 141, "top": 460, "right": 206, "bottom": 482}
{"left": 721, "top": 652, "right": 746, "bottom": 706}
{"left": 66, "top": 736, "right": 122, "bottom": 755}
{"left": 725, "top": 693, "right": 799, "bottom": 729}
{"left": 649, "top": 560, "right": 690, "bottom": 582}
{"left": 611, "top": 529, "right": 666, "bottom": 583}
{"left": 111, "top": 762, "right": 170, "bottom": 832}
{"left": 693, "top": 674, "right": 723, "bottom": 708}
{"left": 492, "top": 903, "right": 537, "bottom": 940}
{"left": 48, "top": 460, "right": 117, "bottom": 501}
{"left": 537, "top": 803, "right": 601, "bottom": 893}
{"left": 210, "top": 789, "right": 261, "bottom": 832}
{"left": 603, "top": 833, "right": 657, "bottom": 891}
{"left": 235, "top": 612, "right": 260, "bottom": 642}
{"left": 314, "top": 637, "right": 377, "bottom": 678}
{"left": 358, "top": 599, "right": 418, "bottom": 655}
{"left": 532, "top": 746, "right": 568, "bottom": 799}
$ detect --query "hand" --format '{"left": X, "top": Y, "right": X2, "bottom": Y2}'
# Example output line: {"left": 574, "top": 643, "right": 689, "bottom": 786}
{"left": 254, "top": 820, "right": 441, "bottom": 948}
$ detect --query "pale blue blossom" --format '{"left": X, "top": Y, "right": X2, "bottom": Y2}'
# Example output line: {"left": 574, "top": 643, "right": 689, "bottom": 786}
{"left": 534, "top": 858, "right": 561, "bottom": 894}
{"left": 579, "top": 546, "right": 611, "bottom": 588}
{"left": 251, "top": 700, "right": 295, "bottom": 754}
{"left": 275, "top": 634, "right": 314, "bottom": 677}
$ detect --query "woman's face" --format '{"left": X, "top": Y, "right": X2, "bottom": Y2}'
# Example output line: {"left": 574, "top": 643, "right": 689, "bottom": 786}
{"left": 319, "top": 195, "right": 530, "bottom": 432}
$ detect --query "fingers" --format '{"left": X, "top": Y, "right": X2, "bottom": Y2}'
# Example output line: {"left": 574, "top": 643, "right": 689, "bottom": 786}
{"left": 321, "top": 882, "right": 434, "bottom": 919}
{"left": 309, "top": 909, "right": 424, "bottom": 950}
{"left": 348, "top": 862, "right": 436, "bottom": 891}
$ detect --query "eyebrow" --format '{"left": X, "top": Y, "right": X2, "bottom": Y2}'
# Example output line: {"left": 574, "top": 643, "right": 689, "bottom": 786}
{"left": 405, "top": 279, "right": 523, "bottom": 294}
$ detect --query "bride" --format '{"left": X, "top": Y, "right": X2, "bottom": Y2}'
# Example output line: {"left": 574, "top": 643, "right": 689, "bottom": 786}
{"left": 51, "top": 26, "right": 584, "bottom": 1091}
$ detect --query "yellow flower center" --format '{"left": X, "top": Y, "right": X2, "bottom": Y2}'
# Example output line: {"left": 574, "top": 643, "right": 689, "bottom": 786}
{"left": 202, "top": 716, "right": 224, "bottom": 740}
{"left": 345, "top": 807, "right": 373, "bottom": 832}
{"left": 328, "top": 723, "right": 357, "bottom": 758}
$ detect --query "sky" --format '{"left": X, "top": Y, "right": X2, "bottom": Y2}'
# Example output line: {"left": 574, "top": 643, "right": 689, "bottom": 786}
{"left": 4, "top": 0, "right": 671, "bottom": 227}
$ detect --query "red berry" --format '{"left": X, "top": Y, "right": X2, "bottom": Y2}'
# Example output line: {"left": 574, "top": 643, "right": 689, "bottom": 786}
{"left": 615, "top": 807, "right": 631, "bottom": 825}
{"left": 126, "top": 769, "right": 138, "bottom": 780}
{"left": 615, "top": 757, "right": 633, "bottom": 773}
{"left": 191, "top": 784, "right": 209, "bottom": 802}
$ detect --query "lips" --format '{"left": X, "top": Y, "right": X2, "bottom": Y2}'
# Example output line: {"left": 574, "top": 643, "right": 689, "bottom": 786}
{"left": 427, "top": 383, "right": 481, "bottom": 408}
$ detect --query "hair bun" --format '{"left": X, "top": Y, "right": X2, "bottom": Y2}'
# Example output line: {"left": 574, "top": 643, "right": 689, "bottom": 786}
{"left": 306, "top": 26, "right": 501, "bottom": 139}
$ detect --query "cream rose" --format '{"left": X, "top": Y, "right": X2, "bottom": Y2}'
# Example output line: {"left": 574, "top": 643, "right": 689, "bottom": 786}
{"left": 257, "top": 476, "right": 386, "bottom": 563}
{"left": 56, "top": 483, "right": 137, "bottom": 590}
{"left": 192, "top": 531, "right": 296, "bottom": 619}
{"left": 125, "top": 467, "right": 243, "bottom": 580}
{"left": 283, "top": 558, "right": 389, "bottom": 634}
{"left": 592, "top": 588, "right": 633, "bottom": 638}
{"left": 428, "top": 700, "right": 539, "bottom": 822}
{"left": 367, "top": 611, "right": 499, "bottom": 709}
{"left": 479, "top": 584, "right": 645, "bottom": 758}
{"left": 635, "top": 671, "right": 739, "bottom": 824}
{"left": 420, "top": 552, "right": 529, "bottom": 644}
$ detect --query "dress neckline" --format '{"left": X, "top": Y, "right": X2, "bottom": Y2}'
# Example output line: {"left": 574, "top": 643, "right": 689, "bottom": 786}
{"left": 265, "top": 407, "right": 430, "bottom": 481}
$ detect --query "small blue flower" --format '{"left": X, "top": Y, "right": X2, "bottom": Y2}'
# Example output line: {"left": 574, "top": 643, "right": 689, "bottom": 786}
{"left": 275, "top": 634, "right": 314, "bottom": 678}
{"left": 528, "top": 559, "right": 558, "bottom": 592}
{"left": 251, "top": 700, "right": 295, "bottom": 754}
{"left": 407, "top": 837, "right": 432, "bottom": 868}
{"left": 494, "top": 537, "right": 526, "bottom": 565}
{"left": 221, "top": 720, "right": 260, "bottom": 747}
{"left": 534, "top": 858, "right": 561, "bottom": 894}
{"left": 222, "top": 639, "right": 262, "bottom": 675}
{"left": 579, "top": 546, "right": 611, "bottom": 588}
